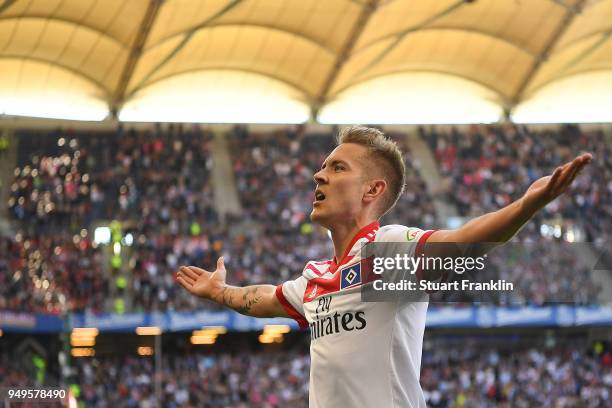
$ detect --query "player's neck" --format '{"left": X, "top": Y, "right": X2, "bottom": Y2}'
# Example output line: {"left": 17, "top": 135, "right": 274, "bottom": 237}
{"left": 330, "top": 219, "right": 377, "bottom": 264}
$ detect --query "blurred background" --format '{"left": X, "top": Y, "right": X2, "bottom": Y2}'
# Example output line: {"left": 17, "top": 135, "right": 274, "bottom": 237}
{"left": 0, "top": 0, "right": 611, "bottom": 407}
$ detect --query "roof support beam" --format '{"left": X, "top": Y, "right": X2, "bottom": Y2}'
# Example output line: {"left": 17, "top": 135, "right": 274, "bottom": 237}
{"left": 509, "top": 0, "right": 587, "bottom": 109}
{"left": 347, "top": 0, "right": 467, "bottom": 91}
{"left": 547, "top": 0, "right": 573, "bottom": 11}
{"left": 146, "top": 22, "right": 335, "bottom": 57}
{"left": 0, "top": 16, "right": 126, "bottom": 48}
{"left": 557, "top": 26, "right": 612, "bottom": 52}
{"left": 0, "top": 0, "right": 17, "bottom": 14}
{"left": 127, "top": 0, "right": 244, "bottom": 99}
{"left": 555, "top": 31, "right": 611, "bottom": 75}
{"left": 312, "top": 0, "right": 379, "bottom": 119}
{"left": 110, "top": 0, "right": 162, "bottom": 116}
{"left": 354, "top": 26, "right": 538, "bottom": 60}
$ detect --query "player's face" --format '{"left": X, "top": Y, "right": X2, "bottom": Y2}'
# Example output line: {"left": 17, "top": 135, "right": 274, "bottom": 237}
{"left": 311, "top": 143, "right": 370, "bottom": 227}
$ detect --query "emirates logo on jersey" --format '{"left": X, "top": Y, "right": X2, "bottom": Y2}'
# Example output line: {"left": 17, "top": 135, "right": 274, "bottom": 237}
{"left": 310, "top": 311, "right": 367, "bottom": 340}
{"left": 310, "top": 296, "right": 367, "bottom": 340}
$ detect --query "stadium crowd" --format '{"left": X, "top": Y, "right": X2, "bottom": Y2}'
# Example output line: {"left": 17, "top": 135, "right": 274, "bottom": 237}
{"left": 2, "top": 340, "right": 609, "bottom": 407}
{"left": 421, "top": 124, "right": 611, "bottom": 245}
{"left": 0, "top": 233, "right": 105, "bottom": 314}
{"left": 71, "top": 350, "right": 310, "bottom": 408}
{"left": 432, "top": 239, "right": 601, "bottom": 305}
{"left": 1, "top": 125, "right": 609, "bottom": 313}
{"left": 5, "top": 125, "right": 221, "bottom": 313}
{"left": 420, "top": 342, "right": 612, "bottom": 407}
{"left": 8, "top": 125, "right": 217, "bottom": 234}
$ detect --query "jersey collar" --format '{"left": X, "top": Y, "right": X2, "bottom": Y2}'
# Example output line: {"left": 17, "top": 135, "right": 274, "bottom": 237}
{"left": 330, "top": 221, "right": 379, "bottom": 272}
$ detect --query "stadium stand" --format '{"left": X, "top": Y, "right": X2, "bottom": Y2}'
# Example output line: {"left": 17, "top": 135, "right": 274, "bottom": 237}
{"left": 420, "top": 124, "right": 611, "bottom": 245}
{"left": 0, "top": 233, "right": 104, "bottom": 314}
{"left": 1, "top": 333, "right": 610, "bottom": 407}
{"left": 2, "top": 125, "right": 609, "bottom": 313}
{"left": 9, "top": 126, "right": 217, "bottom": 232}
{"left": 420, "top": 342, "right": 612, "bottom": 407}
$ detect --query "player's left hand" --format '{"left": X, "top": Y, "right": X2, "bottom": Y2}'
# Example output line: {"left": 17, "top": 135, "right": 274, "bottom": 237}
{"left": 522, "top": 153, "right": 592, "bottom": 211}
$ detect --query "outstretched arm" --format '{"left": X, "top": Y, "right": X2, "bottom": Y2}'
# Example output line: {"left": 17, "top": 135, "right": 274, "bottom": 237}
{"left": 176, "top": 257, "right": 289, "bottom": 318}
{"left": 428, "top": 153, "right": 592, "bottom": 245}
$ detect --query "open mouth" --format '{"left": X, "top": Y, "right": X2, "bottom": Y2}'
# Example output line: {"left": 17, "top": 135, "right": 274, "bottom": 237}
{"left": 314, "top": 190, "right": 326, "bottom": 203}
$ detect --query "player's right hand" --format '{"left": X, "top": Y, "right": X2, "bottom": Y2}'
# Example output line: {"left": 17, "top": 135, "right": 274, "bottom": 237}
{"left": 176, "top": 257, "right": 227, "bottom": 300}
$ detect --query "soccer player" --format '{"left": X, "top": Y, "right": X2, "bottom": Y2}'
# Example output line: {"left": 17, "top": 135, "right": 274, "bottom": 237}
{"left": 176, "top": 126, "right": 592, "bottom": 407}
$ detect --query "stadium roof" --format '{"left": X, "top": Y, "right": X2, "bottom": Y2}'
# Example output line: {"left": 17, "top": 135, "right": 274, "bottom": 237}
{"left": 0, "top": 0, "right": 611, "bottom": 123}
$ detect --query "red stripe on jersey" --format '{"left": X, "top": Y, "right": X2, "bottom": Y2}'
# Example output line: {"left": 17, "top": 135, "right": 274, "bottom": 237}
{"left": 305, "top": 263, "right": 325, "bottom": 276}
{"left": 415, "top": 230, "right": 446, "bottom": 293}
{"left": 302, "top": 223, "right": 380, "bottom": 300}
{"left": 303, "top": 274, "right": 337, "bottom": 301}
{"left": 330, "top": 221, "right": 379, "bottom": 272}
{"left": 303, "top": 280, "right": 319, "bottom": 303}
{"left": 275, "top": 284, "right": 308, "bottom": 329}
{"left": 303, "top": 258, "right": 361, "bottom": 300}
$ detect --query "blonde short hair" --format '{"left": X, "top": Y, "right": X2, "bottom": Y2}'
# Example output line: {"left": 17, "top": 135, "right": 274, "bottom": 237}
{"left": 337, "top": 126, "right": 406, "bottom": 217}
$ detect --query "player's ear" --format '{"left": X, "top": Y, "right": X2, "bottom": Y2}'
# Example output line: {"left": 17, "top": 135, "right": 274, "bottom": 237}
{"left": 363, "top": 179, "right": 386, "bottom": 204}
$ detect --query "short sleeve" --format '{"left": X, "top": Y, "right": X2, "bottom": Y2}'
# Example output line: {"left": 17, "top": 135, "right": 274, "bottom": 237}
{"left": 375, "top": 225, "right": 440, "bottom": 287}
{"left": 376, "top": 225, "right": 435, "bottom": 252}
{"left": 275, "top": 276, "right": 309, "bottom": 329}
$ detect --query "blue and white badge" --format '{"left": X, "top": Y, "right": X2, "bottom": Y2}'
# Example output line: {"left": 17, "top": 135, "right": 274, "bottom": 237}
{"left": 340, "top": 264, "right": 361, "bottom": 289}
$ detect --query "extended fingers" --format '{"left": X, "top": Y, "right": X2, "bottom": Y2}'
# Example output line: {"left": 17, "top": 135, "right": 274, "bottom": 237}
{"left": 562, "top": 155, "right": 591, "bottom": 184}
{"left": 552, "top": 154, "right": 592, "bottom": 193}
{"left": 180, "top": 266, "right": 201, "bottom": 281}
{"left": 567, "top": 154, "right": 592, "bottom": 173}
{"left": 548, "top": 167, "right": 562, "bottom": 190}
{"left": 564, "top": 160, "right": 584, "bottom": 185}
{"left": 176, "top": 270, "right": 194, "bottom": 285}
{"left": 176, "top": 275, "right": 194, "bottom": 291}
{"left": 186, "top": 266, "right": 207, "bottom": 275}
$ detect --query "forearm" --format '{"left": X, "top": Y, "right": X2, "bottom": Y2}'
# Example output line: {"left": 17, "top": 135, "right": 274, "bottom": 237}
{"left": 426, "top": 153, "right": 591, "bottom": 261}
{"left": 454, "top": 196, "right": 536, "bottom": 243}
{"left": 455, "top": 153, "right": 593, "bottom": 243}
{"left": 210, "top": 284, "right": 286, "bottom": 318}
{"left": 425, "top": 197, "right": 536, "bottom": 267}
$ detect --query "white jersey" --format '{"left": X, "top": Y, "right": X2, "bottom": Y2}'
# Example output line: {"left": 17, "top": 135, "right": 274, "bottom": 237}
{"left": 276, "top": 222, "right": 436, "bottom": 408}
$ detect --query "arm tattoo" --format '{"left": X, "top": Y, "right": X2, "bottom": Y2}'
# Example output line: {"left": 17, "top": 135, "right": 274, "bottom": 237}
{"left": 213, "top": 286, "right": 262, "bottom": 315}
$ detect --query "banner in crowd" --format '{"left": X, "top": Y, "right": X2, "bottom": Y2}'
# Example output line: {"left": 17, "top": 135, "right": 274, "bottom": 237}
{"left": 0, "top": 311, "right": 64, "bottom": 333}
